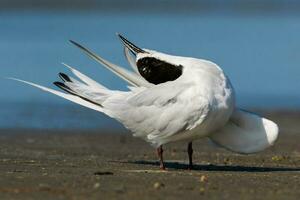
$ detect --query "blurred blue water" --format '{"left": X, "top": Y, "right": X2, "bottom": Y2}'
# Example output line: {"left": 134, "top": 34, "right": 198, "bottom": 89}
{"left": 1, "top": 11, "right": 299, "bottom": 129}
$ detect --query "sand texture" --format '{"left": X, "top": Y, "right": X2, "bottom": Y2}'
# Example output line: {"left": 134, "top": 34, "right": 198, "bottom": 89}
{"left": 0, "top": 111, "right": 299, "bottom": 199}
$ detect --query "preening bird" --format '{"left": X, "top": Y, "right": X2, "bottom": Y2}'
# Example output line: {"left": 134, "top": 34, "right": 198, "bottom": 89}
{"left": 11, "top": 34, "right": 279, "bottom": 170}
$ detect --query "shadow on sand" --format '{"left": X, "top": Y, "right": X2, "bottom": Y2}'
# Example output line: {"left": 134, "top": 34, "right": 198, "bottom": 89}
{"left": 122, "top": 160, "right": 300, "bottom": 172}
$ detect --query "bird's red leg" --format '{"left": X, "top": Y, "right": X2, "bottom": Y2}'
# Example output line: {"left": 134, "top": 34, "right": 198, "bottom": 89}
{"left": 157, "top": 145, "right": 165, "bottom": 170}
{"left": 187, "top": 142, "right": 193, "bottom": 170}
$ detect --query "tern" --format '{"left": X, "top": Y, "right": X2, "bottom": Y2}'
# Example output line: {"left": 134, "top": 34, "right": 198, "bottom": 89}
{"left": 11, "top": 34, "right": 279, "bottom": 170}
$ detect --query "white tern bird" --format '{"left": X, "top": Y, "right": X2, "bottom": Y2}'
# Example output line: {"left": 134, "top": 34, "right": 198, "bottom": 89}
{"left": 11, "top": 34, "right": 279, "bottom": 170}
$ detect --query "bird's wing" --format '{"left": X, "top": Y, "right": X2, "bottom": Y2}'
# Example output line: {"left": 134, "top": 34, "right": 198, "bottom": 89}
{"left": 103, "top": 82, "right": 210, "bottom": 146}
{"left": 69, "top": 40, "right": 152, "bottom": 88}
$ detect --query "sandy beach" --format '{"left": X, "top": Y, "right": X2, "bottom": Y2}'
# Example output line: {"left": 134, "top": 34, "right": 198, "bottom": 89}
{"left": 0, "top": 111, "right": 299, "bottom": 200}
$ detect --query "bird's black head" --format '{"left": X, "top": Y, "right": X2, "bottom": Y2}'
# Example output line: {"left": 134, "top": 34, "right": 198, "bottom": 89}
{"left": 136, "top": 57, "right": 183, "bottom": 85}
{"left": 117, "top": 33, "right": 183, "bottom": 85}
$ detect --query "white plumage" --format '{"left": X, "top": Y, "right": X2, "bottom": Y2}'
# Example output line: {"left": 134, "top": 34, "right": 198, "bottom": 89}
{"left": 11, "top": 34, "right": 279, "bottom": 169}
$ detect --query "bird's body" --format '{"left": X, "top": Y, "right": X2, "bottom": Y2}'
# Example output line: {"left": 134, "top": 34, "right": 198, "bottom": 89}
{"left": 105, "top": 52, "right": 235, "bottom": 147}
{"left": 11, "top": 34, "right": 278, "bottom": 169}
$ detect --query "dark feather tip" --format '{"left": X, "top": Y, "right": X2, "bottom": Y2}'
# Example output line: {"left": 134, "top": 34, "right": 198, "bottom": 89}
{"left": 53, "top": 81, "right": 76, "bottom": 95}
{"left": 53, "top": 81, "right": 64, "bottom": 87}
{"left": 59, "top": 73, "right": 72, "bottom": 82}
{"left": 69, "top": 40, "right": 83, "bottom": 49}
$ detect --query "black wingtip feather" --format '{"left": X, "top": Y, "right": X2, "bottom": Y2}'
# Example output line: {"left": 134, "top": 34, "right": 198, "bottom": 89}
{"left": 69, "top": 40, "right": 85, "bottom": 50}
{"left": 59, "top": 73, "right": 72, "bottom": 82}
{"left": 53, "top": 81, "right": 103, "bottom": 107}
{"left": 69, "top": 40, "right": 77, "bottom": 46}
{"left": 69, "top": 40, "right": 99, "bottom": 60}
{"left": 53, "top": 81, "right": 64, "bottom": 88}
{"left": 53, "top": 81, "right": 76, "bottom": 95}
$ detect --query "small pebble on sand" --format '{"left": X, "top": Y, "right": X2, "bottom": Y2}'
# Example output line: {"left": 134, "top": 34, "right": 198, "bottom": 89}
{"left": 200, "top": 175, "right": 208, "bottom": 183}
{"left": 271, "top": 156, "right": 285, "bottom": 162}
{"left": 93, "top": 183, "right": 100, "bottom": 189}
{"left": 153, "top": 182, "right": 165, "bottom": 189}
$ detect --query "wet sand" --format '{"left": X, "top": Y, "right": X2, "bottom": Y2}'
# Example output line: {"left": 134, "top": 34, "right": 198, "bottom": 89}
{"left": 0, "top": 111, "right": 299, "bottom": 200}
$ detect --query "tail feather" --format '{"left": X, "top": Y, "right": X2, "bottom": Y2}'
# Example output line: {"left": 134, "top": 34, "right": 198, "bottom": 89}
{"left": 62, "top": 62, "right": 107, "bottom": 90}
{"left": 8, "top": 39, "right": 154, "bottom": 119}
{"left": 53, "top": 81, "right": 77, "bottom": 95}
{"left": 9, "top": 61, "right": 114, "bottom": 113}
{"left": 9, "top": 78, "right": 105, "bottom": 113}
{"left": 53, "top": 81, "right": 103, "bottom": 107}
{"left": 209, "top": 109, "right": 279, "bottom": 154}
{"left": 63, "top": 81, "right": 111, "bottom": 103}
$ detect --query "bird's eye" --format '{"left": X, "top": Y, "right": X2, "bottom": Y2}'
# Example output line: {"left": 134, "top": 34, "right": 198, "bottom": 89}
{"left": 141, "top": 66, "right": 151, "bottom": 76}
